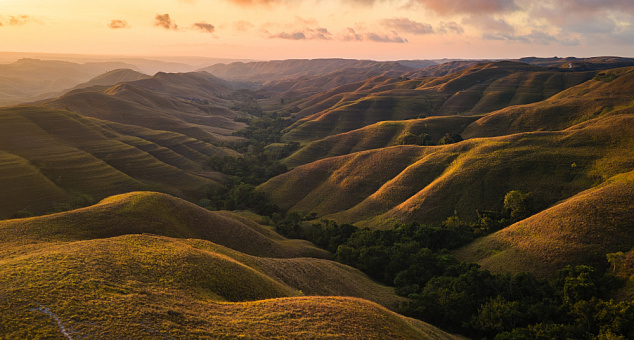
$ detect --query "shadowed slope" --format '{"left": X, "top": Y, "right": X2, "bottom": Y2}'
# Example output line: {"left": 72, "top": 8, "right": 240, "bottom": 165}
{"left": 454, "top": 170, "right": 634, "bottom": 278}
{"left": 0, "top": 106, "right": 227, "bottom": 217}
{"left": 45, "top": 72, "right": 244, "bottom": 141}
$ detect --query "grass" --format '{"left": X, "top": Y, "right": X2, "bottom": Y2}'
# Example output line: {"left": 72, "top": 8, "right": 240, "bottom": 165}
{"left": 262, "top": 111, "right": 634, "bottom": 228}
{"left": 284, "top": 115, "right": 480, "bottom": 168}
{"left": 283, "top": 61, "right": 596, "bottom": 144}
{"left": 0, "top": 191, "right": 329, "bottom": 259}
{"left": 0, "top": 193, "right": 460, "bottom": 339}
{"left": 453, "top": 169, "right": 634, "bottom": 278}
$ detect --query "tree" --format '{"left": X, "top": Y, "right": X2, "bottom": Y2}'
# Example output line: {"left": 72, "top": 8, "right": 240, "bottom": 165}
{"left": 503, "top": 190, "right": 534, "bottom": 220}
{"left": 438, "top": 133, "right": 463, "bottom": 145}
{"left": 606, "top": 252, "right": 626, "bottom": 273}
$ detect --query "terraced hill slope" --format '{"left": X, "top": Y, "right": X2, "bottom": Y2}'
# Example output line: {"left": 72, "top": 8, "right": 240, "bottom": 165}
{"left": 283, "top": 61, "right": 596, "bottom": 143}
{"left": 45, "top": 72, "right": 244, "bottom": 141}
{"left": 0, "top": 192, "right": 460, "bottom": 339}
{"left": 0, "top": 106, "right": 228, "bottom": 218}
{"left": 262, "top": 112, "right": 634, "bottom": 228}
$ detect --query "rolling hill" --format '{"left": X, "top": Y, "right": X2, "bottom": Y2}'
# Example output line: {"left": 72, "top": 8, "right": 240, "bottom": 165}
{"left": 44, "top": 71, "right": 245, "bottom": 142}
{"left": 0, "top": 191, "right": 460, "bottom": 339}
{"left": 284, "top": 115, "right": 480, "bottom": 167}
{"left": 282, "top": 61, "right": 596, "bottom": 143}
{"left": 261, "top": 111, "right": 634, "bottom": 228}
{"left": 0, "top": 106, "right": 228, "bottom": 218}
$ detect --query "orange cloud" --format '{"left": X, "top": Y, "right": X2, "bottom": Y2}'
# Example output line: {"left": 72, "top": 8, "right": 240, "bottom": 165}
{"left": 108, "top": 20, "right": 130, "bottom": 29}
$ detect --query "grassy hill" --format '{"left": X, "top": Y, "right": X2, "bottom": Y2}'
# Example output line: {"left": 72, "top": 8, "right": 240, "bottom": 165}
{"left": 453, "top": 170, "right": 634, "bottom": 278}
{"left": 283, "top": 61, "right": 596, "bottom": 143}
{"left": 462, "top": 66, "right": 634, "bottom": 138}
{"left": 44, "top": 72, "right": 245, "bottom": 142}
{"left": 285, "top": 115, "right": 480, "bottom": 167}
{"left": 0, "top": 191, "right": 327, "bottom": 259}
{"left": 262, "top": 112, "right": 634, "bottom": 228}
{"left": 0, "top": 106, "right": 228, "bottom": 218}
{"left": 0, "top": 192, "right": 460, "bottom": 339}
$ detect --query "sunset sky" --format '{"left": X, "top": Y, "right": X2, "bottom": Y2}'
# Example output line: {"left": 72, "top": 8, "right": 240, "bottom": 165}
{"left": 0, "top": 0, "right": 633, "bottom": 60}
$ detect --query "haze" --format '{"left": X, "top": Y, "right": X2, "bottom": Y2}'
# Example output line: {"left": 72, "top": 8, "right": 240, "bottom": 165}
{"left": 1, "top": 0, "right": 633, "bottom": 60}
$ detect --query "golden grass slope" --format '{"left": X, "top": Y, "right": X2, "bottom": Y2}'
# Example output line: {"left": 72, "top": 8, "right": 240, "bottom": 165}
{"left": 0, "top": 106, "right": 227, "bottom": 217}
{"left": 0, "top": 191, "right": 328, "bottom": 259}
{"left": 0, "top": 192, "right": 460, "bottom": 339}
{"left": 262, "top": 112, "right": 634, "bottom": 228}
{"left": 453, "top": 170, "right": 634, "bottom": 278}
{"left": 285, "top": 115, "right": 480, "bottom": 167}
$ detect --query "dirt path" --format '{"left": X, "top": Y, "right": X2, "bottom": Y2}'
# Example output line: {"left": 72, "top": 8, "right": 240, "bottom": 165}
{"left": 32, "top": 305, "right": 73, "bottom": 340}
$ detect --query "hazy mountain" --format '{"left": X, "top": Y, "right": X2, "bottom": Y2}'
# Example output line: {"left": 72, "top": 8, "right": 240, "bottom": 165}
{"left": 0, "top": 58, "right": 139, "bottom": 106}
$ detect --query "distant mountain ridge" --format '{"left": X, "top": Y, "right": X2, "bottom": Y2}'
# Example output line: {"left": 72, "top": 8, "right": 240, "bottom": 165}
{"left": 199, "top": 58, "right": 415, "bottom": 84}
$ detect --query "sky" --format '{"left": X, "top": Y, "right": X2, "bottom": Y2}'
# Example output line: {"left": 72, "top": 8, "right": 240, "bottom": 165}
{"left": 0, "top": 0, "right": 633, "bottom": 60}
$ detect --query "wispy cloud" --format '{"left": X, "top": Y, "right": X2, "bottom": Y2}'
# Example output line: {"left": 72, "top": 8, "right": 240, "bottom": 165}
{"left": 193, "top": 21, "right": 215, "bottom": 33}
{"left": 381, "top": 17, "right": 434, "bottom": 35}
{"left": 0, "top": 15, "right": 33, "bottom": 26}
{"left": 154, "top": 14, "right": 178, "bottom": 30}
{"left": 407, "top": 0, "right": 518, "bottom": 15}
{"left": 233, "top": 20, "right": 255, "bottom": 32}
{"left": 338, "top": 27, "right": 407, "bottom": 43}
{"left": 266, "top": 27, "right": 332, "bottom": 40}
{"left": 107, "top": 20, "right": 130, "bottom": 29}
{"left": 438, "top": 21, "right": 464, "bottom": 34}
{"left": 462, "top": 15, "right": 515, "bottom": 32}
{"left": 483, "top": 30, "right": 580, "bottom": 46}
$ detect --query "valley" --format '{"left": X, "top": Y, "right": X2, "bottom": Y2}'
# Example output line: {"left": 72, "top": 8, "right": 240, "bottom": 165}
{"left": 0, "top": 56, "right": 633, "bottom": 339}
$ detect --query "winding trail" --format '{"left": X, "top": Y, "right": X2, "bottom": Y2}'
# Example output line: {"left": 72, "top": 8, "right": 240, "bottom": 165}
{"left": 32, "top": 305, "right": 73, "bottom": 340}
